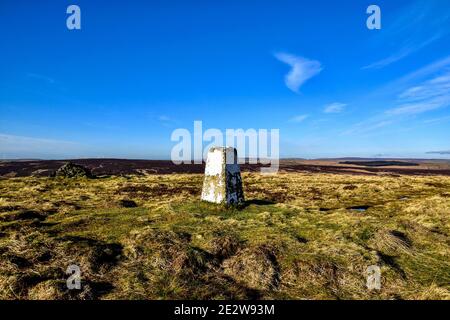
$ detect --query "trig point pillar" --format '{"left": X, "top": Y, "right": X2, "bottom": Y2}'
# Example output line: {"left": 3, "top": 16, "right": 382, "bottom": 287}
{"left": 201, "top": 147, "right": 245, "bottom": 205}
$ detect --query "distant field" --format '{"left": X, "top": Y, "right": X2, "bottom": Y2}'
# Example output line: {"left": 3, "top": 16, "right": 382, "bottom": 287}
{"left": 0, "top": 171, "right": 449, "bottom": 299}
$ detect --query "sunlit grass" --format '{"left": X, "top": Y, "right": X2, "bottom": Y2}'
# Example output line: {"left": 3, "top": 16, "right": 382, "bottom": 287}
{"left": 0, "top": 172, "right": 449, "bottom": 299}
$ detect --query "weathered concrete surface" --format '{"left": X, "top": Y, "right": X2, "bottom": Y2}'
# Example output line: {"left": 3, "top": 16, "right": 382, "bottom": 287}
{"left": 201, "top": 147, "right": 245, "bottom": 205}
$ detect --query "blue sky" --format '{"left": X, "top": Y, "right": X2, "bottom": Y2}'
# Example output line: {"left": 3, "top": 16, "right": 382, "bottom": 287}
{"left": 1, "top": 0, "right": 450, "bottom": 159}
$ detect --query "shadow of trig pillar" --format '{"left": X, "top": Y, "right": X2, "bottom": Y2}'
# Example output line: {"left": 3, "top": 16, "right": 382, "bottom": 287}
{"left": 201, "top": 147, "right": 245, "bottom": 205}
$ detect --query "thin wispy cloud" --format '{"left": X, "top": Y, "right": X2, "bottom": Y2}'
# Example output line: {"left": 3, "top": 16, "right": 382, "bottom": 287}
{"left": 324, "top": 102, "right": 347, "bottom": 114}
{"left": 424, "top": 115, "right": 450, "bottom": 124}
{"left": 426, "top": 150, "right": 450, "bottom": 155}
{"left": 386, "top": 98, "right": 448, "bottom": 115}
{"left": 157, "top": 115, "right": 178, "bottom": 127}
{"left": 26, "top": 72, "right": 56, "bottom": 84}
{"left": 341, "top": 120, "right": 393, "bottom": 136}
{"left": 395, "top": 55, "right": 450, "bottom": 85}
{"left": 386, "top": 71, "right": 450, "bottom": 115}
{"left": 158, "top": 115, "right": 172, "bottom": 122}
{"left": 274, "top": 52, "right": 322, "bottom": 93}
{"left": 363, "top": 1, "right": 450, "bottom": 69}
{"left": 0, "top": 133, "right": 78, "bottom": 147}
{"left": 288, "top": 114, "right": 309, "bottom": 123}
{"left": 363, "top": 36, "right": 441, "bottom": 70}
{"left": 0, "top": 133, "right": 82, "bottom": 158}
{"left": 345, "top": 57, "right": 450, "bottom": 136}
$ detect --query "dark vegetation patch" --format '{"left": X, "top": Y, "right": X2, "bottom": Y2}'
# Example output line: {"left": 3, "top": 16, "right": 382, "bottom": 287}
{"left": 245, "top": 186, "right": 294, "bottom": 203}
{"left": 425, "top": 182, "right": 447, "bottom": 188}
{"left": 52, "top": 201, "right": 81, "bottom": 211}
{"left": 0, "top": 205, "right": 23, "bottom": 212}
{"left": 208, "top": 233, "right": 243, "bottom": 260}
{"left": 429, "top": 226, "right": 447, "bottom": 236}
{"left": 243, "top": 199, "right": 275, "bottom": 206}
{"left": 118, "top": 199, "right": 138, "bottom": 208}
{"left": 117, "top": 185, "right": 153, "bottom": 193}
{"left": 295, "top": 235, "right": 308, "bottom": 243}
{"left": 0, "top": 210, "right": 47, "bottom": 222}
{"left": 58, "top": 235, "right": 123, "bottom": 273}
{"left": 377, "top": 252, "right": 407, "bottom": 279}
{"left": 389, "top": 230, "right": 412, "bottom": 248}
{"left": 339, "top": 161, "right": 419, "bottom": 167}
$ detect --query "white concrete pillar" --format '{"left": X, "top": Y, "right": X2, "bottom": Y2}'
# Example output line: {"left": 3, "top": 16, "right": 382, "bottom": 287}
{"left": 201, "top": 147, "right": 245, "bottom": 205}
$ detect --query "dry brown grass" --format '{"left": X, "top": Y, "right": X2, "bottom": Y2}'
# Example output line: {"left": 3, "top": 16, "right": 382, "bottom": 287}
{"left": 0, "top": 172, "right": 449, "bottom": 300}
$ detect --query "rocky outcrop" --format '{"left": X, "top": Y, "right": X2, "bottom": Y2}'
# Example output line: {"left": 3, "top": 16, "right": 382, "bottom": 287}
{"left": 55, "top": 162, "right": 93, "bottom": 178}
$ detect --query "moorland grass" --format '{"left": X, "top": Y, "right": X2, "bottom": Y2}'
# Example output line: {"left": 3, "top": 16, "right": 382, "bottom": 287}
{"left": 0, "top": 172, "right": 449, "bottom": 299}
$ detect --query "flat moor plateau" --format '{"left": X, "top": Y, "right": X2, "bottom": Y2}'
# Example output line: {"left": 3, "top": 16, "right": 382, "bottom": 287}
{"left": 0, "top": 159, "right": 449, "bottom": 299}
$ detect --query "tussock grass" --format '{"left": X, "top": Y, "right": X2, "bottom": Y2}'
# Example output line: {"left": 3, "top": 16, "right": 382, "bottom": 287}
{"left": 0, "top": 172, "right": 449, "bottom": 300}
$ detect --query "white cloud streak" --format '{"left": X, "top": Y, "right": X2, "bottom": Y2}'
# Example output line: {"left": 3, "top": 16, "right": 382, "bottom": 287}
{"left": 274, "top": 52, "right": 322, "bottom": 93}
{"left": 363, "top": 36, "right": 441, "bottom": 70}
{"left": 344, "top": 58, "right": 450, "bottom": 136}
{"left": 362, "top": 1, "right": 450, "bottom": 69}
{"left": 26, "top": 73, "right": 56, "bottom": 84}
{"left": 324, "top": 102, "right": 347, "bottom": 114}
{"left": 158, "top": 115, "right": 171, "bottom": 122}
{"left": 341, "top": 120, "right": 393, "bottom": 136}
{"left": 426, "top": 150, "right": 450, "bottom": 155}
{"left": 386, "top": 71, "right": 450, "bottom": 115}
{"left": 288, "top": 114, "right": 309, "bottom": 123}
{"left": 424, "top": 115, "right": 450, "bottom": 124}
{"left": 0, "top": 133, "right": 82, "bottom": 157}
